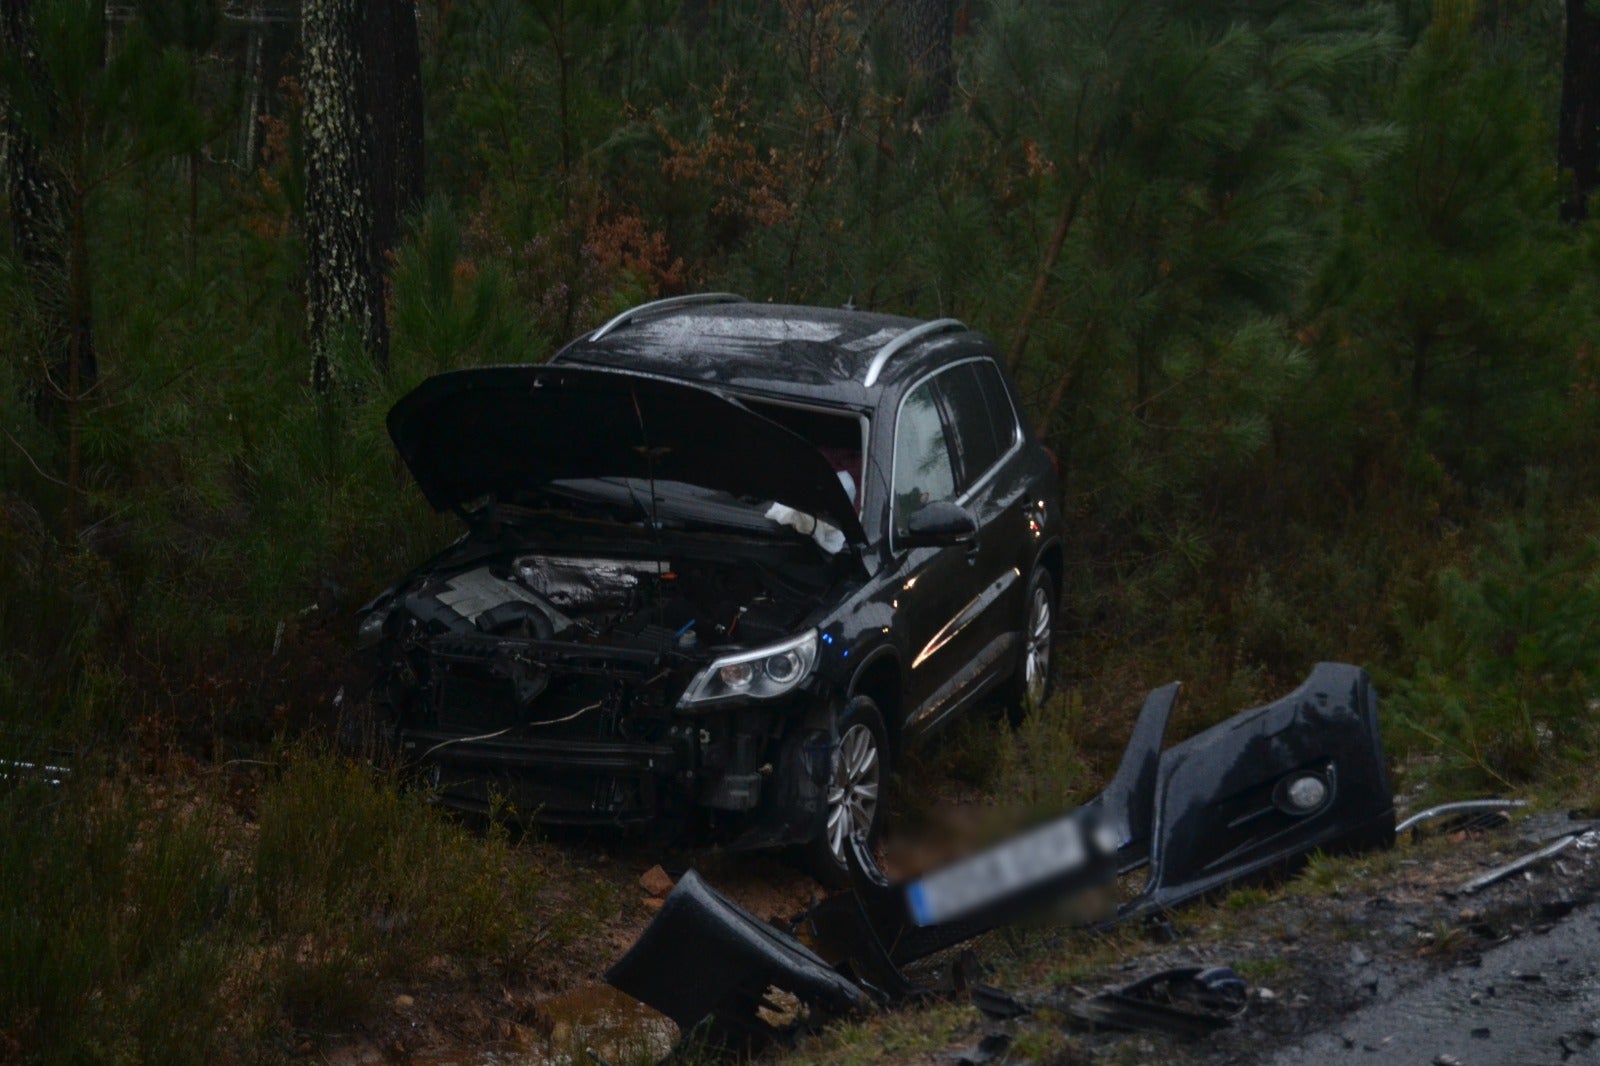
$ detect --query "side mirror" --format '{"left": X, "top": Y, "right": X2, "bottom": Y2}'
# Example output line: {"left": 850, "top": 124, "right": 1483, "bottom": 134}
{"left": 902, "top": 501, "right": 978, "bottom": 548}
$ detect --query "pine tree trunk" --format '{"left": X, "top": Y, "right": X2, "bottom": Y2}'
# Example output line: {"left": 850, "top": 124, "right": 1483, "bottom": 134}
{"left": 1, "top": 0, "right": 97, "bottom": 411}
{"left": 1559, "top": 0, "right": 1600, "bottom": 221}
{"left": 898, "top": 0, "right": 955, "bottom": 119}
{"left": 304, "top": 0, "right": 381, "bottom": 389}
{"left": 361, "top": 0, "right": 425, "bottom": 260}
{"left": 302, "top": 0, "right": 423, "bottom": 388}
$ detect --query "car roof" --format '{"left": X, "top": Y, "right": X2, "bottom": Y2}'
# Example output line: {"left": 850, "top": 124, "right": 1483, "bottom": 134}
{"left": 551, "top": 298, "right": 989, "bottom": 407}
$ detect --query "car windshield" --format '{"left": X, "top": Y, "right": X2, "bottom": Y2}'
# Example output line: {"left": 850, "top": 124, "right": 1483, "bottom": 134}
{"left": 735, "top": 397, "right": 869, "bottom": 516}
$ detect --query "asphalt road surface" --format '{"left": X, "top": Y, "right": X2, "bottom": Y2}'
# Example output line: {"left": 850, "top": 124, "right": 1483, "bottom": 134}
{"left": 1268, "top": 893, "right": 1600, "bottom": 1065}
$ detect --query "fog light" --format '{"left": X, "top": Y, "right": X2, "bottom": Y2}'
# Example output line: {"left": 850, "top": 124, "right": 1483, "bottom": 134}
{"left": 1275, "top": 771, "right": 1330, "bottom": 815}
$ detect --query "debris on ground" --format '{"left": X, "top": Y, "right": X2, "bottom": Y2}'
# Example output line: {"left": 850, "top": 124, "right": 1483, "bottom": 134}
{"left": 640, "top": 864, "right": 676, "bottom": 898}
{"left": 606, "top": 662, "right": 1397, "bottom": 1056}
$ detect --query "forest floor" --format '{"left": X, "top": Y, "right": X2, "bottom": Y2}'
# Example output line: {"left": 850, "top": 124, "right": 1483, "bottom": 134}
{"left": 263, "top": 757, "right": 1600, "bottom": 1066}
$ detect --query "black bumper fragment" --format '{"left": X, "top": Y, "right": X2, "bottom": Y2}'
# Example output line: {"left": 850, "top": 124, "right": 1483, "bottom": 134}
{"left": 605, "top": 662, "right": 1397, "bottom": 1053}
{"left": 604, "top": 869, "right": 869, "bottom": 1050}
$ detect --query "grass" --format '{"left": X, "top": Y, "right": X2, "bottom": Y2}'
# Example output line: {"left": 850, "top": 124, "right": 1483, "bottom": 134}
{"left": 0, "top": 746, "right": 617, "bottom": 1062}
{"left": 1233, "top": 957, "right": 1291, "bottom": 983}
{"left": 0, "top": 775, "right": 235, "bottom": 1065}
{"left": 785, "top": 1001, "right": 983, "bottom": 1066}
{"left": 254, "top": 747, "right": 556, "bottom": 1027}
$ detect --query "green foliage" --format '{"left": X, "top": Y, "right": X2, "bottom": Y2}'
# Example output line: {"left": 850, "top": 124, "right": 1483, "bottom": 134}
{"left": 1387, "top": 478, "right": 1600, "bottom": 786}
{"left": 389, "top": 199, "right": 542, "bottom": 377}
{"left": 996, "top": 691, "right": 1093, "bottom": 817}
{"left": 0, "top": 0, "right": 197, "bottom": 185}
{"left": 0, "top": 777, "right": 234, "bottom": 1065}
{"left": 255, "top": 750, "right": 553, "bottom": 1026}
{"left": 1311, "top": 1, "right": 1591, "bottom": 487}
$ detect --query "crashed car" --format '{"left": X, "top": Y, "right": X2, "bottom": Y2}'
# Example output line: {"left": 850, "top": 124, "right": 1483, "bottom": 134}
{"left": 357, "top": 293, "right": 1064, "bottom": 882}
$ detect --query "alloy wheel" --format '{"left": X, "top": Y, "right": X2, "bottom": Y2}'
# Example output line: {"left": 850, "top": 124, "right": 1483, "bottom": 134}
{"left": 826, "top": 722, "right": 881, "bottom": 866}
{"left": 1024, "top": 583, "right": 1053, "bottom": 707}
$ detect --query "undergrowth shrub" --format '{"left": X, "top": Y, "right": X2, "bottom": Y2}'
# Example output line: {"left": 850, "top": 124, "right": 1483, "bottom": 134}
{"left": 1386, "top": 488, "right": 1600, "bottom": 788}
{"left": 996, "top": 691, "right": 1093, "bottom": 819}
{"left": 0, "top": 777, "right": 234, "bottom": 1066}
{"left": 254, "top": 749, "right": 550, "bottom": 1027}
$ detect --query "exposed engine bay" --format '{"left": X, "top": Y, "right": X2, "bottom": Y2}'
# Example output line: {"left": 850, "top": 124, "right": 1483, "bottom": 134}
{"left": 365, "top": 534, "right": 842, "bottom": 834}
{"left": 415, "top": 552, "right": 810, "bottom": 648}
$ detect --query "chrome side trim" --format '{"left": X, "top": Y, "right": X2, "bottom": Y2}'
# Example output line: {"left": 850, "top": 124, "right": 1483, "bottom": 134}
{"left": 911, "top": 568, "right": 1019, "bottom": 670}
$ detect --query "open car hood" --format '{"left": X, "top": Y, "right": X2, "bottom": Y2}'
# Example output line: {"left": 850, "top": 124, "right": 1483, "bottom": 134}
{"left": 387, "top": 365, "right": 868, "bottom": 544}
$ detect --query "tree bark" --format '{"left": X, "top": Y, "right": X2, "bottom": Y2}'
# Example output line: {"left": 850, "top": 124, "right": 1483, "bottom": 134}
{"left": 361, "top": 0, "right": 425, "bottom": 259}
{"left": 1559, "top": 0, "right": 1600, "bottom": 221}
{"left": 1, "top": 0, "right": 97, "bottom": 409}
{"left": 897, "top": 0, "right": 955, "bottom": 119}
{"left": 302, "top": 0, "right": 424, "bottom": 388}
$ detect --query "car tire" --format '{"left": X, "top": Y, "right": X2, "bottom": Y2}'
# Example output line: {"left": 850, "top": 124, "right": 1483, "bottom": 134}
{"left": 803, "top": 695, "right": 890, "bottom": 889}
{"left": 1006, "top": 566, "right": 1057, "bottom": 725}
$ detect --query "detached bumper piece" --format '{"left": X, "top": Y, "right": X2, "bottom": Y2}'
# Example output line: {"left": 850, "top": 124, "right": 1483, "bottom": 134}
{"left": 605, "top": 662, "right": 1396, "bottom": 1056}
{"left": 1120, "top": 660, "right": 1395, "bottom": 918}
{"left": 604, "top": 870, "right": 868, "bottom": 1052}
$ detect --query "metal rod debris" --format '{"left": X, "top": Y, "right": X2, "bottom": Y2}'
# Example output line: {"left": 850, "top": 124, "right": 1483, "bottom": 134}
{"left": 1458, "top": 832, "right": 1590, "bottom": 896}
{"left": 1396, "top": 799, "right": 1528, "bottom": 835}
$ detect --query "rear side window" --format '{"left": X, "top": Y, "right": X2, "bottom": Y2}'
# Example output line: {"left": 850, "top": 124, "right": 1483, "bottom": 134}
{"left": 976, "top": 361, "right": 1021, "bottom": 452}
{"left": 939, "top": 360, "right": 1017, "bottom": 490}
{"left": 892, "top": 378, "right": 957, "bottom": 535}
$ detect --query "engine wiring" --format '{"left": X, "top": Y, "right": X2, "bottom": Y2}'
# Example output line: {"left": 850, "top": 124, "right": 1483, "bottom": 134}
{"left": 418, "top": 699, "right": 604, "bottom": 760}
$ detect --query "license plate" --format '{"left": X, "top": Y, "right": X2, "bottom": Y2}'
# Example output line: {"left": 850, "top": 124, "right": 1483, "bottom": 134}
{"left": 905, "top": 814, "right": 1088, "bottom": 927}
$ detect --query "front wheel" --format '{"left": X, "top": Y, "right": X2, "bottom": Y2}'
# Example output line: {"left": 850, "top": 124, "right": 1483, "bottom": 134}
{"left": 1006, "top": 567, "right": 1057, "bottom": 723}
{"left": 803, "top": 696, "right": 890, "bottom": 888}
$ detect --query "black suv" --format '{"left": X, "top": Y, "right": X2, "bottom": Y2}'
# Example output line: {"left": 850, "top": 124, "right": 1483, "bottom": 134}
{"left": 359, "top": 294, "right": 1064, "bottom": 882}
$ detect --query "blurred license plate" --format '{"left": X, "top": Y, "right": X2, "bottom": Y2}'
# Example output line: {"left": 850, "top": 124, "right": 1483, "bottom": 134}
{"left": 906, "top": 815, "right": 1087, "bottom": 927}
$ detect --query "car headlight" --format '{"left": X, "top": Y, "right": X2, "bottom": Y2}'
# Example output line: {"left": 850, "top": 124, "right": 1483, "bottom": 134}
{"left": 679, "top": 630, "right": 819, "bottom": 706}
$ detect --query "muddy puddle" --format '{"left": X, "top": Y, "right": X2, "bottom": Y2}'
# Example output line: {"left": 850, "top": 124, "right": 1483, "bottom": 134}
{"left": 410, "top": 984, "right": 676, "bottom": 1066}
{"left": 1270, "top": 900, "right": 1600, "bottom": 1065}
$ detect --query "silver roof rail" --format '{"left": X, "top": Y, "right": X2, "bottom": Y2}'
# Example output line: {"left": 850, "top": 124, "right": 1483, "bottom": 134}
{"left": 862, "top": 318, "right": 967, "bottom": 388}
{"left": 589, "top": 292, "right": 747, "bottom": 341}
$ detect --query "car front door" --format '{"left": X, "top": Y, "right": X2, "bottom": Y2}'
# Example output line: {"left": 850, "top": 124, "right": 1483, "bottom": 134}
{"left": 934, "top": 359, "right": 1034, "bottom": 705}
{"left": 890, "top": 370, "right": 994, "bottom": 733}
{"left": 889, "top": 364, "right": 1011, "bottom": 729}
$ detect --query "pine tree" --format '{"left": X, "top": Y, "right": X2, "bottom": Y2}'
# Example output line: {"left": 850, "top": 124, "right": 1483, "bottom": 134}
{"left": 1559, "top": 0, "right": 1600, "bottom": 220}
{"left": 898, "top": 0, "right": 956, "bottom": 119}
{"left": 0, "top": 0, "right": 188, "bottom": 532}
{"left": 0, "top": 0, "right": 94, "bottom": 408}
{"left": 301, "top": 0, "right": 423, "bottom": 389}
{"left": 1313, "top": 0, "right": 1583, "bottom": 486}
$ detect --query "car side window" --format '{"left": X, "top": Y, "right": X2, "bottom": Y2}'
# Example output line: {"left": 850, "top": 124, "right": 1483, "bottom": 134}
{"left": 975, "top": 360, "right": 1021, "bottom": 454}
{"left": 938, "top": 361, "right": 1008, "bottom": 490}
{"left": 893, "top": 378, "right": 957, "bottom": 536}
